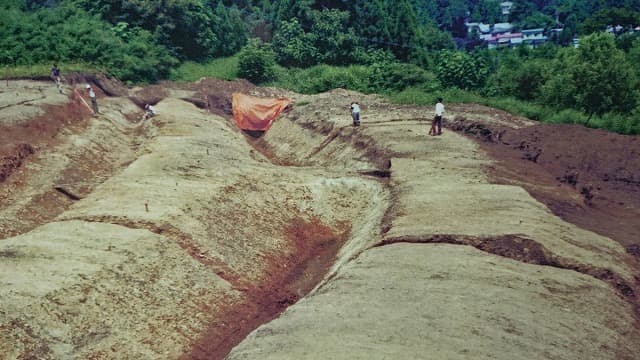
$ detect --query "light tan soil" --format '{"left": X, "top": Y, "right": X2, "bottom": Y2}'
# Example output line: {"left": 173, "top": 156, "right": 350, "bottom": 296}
{"left": 1, "top": 82, "right": 638, "bottom": 360}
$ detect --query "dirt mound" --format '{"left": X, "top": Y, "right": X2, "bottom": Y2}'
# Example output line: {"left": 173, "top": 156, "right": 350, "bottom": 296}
{"left": 450, "top": 118, "right": 640, "bottom": 249}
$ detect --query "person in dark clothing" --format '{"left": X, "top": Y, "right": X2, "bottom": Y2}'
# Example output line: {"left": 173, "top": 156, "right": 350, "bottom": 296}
{"left": 51, "top": 64, "right": 62, "bottom": 93}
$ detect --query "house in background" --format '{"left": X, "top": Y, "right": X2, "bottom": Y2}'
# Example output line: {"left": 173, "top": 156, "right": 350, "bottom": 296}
{"left": 465, "top": 22, "right": 552, "bottom": 49}
{"left": 522, "top": 28, "right": 548, "bottom": 47}
{"left": 465, "top": 22, "right": 492, "bottom": 39}
{"left": 487, "top": 32, "right": 523, "bottom": 49}
{"left": 492, "top": 22, "right": 514, "bottom": 35}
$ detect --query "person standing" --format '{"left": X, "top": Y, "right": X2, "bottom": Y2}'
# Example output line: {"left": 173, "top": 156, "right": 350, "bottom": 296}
{"left": 51, "top": 64, "right": 62, "bottom": 93}
{"left": 350, "top": 101, "right": 361, "bottom": 127}
{"left": 430, "top": 97, "right": 444, "bottom": 136}
{"left": 86, "top": 84, "right": 99, "bottom": 115}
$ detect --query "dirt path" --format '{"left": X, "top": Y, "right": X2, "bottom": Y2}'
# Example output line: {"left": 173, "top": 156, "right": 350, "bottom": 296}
{"left": 1, "top": 82, "right": 639, "bottom": 360}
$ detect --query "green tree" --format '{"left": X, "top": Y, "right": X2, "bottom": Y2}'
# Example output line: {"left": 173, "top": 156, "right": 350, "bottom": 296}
{"left": 74, "top": 0, "right": 224, "bottom": 60}
{"left": 572, "top": 33, "right": 638, "bottom": 118}
{"left": 435, "top": 51, "right": 489, "bottom": 90}
{"left": 271, "top": 18, "right": 318, "bottom": 67}
{"left": 518, "top": 12, "right": 556, "bottom": 29}
{"left": 542, "top": 33, "right": 638, "bottom": 120}
{"left": 237, "top": 38, "right": 276, "bottom": 83}
{"left": 308, "top": 9, "right": 358, "bottom": 65}
{"left": 580, "top": 8, "right": 640, "bottom": 34}
{"left": 212, "top": 2, "right": 248, "bottom": 56}
{"left": 512, "top": 59, "right": 548, "bottom": 100}
{"left": 477, "top": 0, "right": 501, "bottom": 24}
{"left": 509, "top": 0, "right": 537, "bottom": 23}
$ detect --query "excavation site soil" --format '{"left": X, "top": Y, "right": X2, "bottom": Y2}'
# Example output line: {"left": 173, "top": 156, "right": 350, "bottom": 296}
{"left": 1, "top": 78, "right": 639, "bottom": 360}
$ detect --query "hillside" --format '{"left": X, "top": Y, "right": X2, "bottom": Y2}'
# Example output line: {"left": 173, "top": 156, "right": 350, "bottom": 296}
{"left": 0, "top": 79, "right": 639, "bottom": 359}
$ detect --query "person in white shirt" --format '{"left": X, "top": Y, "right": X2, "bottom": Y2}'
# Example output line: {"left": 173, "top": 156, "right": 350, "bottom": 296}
{"left": 350, "top": 101, "right": 361, "bottom": 126}
{"left": 430, "top": 97, "right": 444, "bottom": 136}
{"left": 143, "top": 104, "right": 157, "bottom": 120}
{"left": 86, "top": 84, "right": 99, "bottom": 115}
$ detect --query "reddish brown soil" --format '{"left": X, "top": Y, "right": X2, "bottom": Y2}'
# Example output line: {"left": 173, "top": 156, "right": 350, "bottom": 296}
{"left": 129, "top": 85, "right": 169, "bottom": 109}
{"left": 176, "top": 78, "right": 289, "bottom": 119}
{"left": 450, "top": 117, "right": 640, "bottom": 255}
{"left": 183, "top": 217, "right": 349, "bottom": 360}
{"left": 0, "top": 97, "right": 90, "bottom": 184}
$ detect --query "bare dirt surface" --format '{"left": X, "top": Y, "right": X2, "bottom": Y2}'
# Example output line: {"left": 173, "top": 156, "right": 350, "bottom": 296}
{"left": 449, "top": 115, "right": 640, "bottom": 253}
{"left": 1, "top": 80, "right": 639, "bottom": 360}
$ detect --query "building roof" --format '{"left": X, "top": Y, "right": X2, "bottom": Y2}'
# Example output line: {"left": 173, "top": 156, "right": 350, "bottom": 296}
{"left": 522, "top": 28, "right": 544, "bottom": 34}
{"left": 492, "top": 23, "right": 514, "bottom": 33}
{"left": 466, "top": 22, "right": 491, "bottom": 33}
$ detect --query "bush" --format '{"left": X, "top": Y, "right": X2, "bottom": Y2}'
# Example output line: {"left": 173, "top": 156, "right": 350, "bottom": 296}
{"left": 546, "top": 108, "right": 588, "bottom": 125}
{"left": 368, "top": 62, "right": 440, "bottom": 93}
{"left": 435, "top": 51, "right": 489, "bottom": 90}
{"left": 599, "top": 112, "right": 639, "bottom": 134}
{"left": 237, "top": 39, "right": 276, "bottom": 84}
{"left": 272, "top": 64, "right": 370, "bottom": 94}
{"left": 483, "top": 97, "right": 550, "bottom": 121}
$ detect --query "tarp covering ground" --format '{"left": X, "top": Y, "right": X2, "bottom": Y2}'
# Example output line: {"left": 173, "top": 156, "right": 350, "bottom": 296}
{"left": 232, "top": 93, "right": 291, "bottom": 131}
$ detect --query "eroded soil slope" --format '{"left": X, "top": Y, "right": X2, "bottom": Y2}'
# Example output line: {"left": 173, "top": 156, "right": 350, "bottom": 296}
{"left": 1, "top": 81, "right": 639, "bottom": 360}
{"left": 229, "top": 91, "right": 640, "bottom": 360}
{"left": 449, "top": 114, "right": 640, "bottom": 252}
{"left": 0, "top": 80, "right": 387, "bottom": 359}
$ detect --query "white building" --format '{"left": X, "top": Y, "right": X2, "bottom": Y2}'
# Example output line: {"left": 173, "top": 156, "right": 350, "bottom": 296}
{"left": 521, "top": 28, "right": 548, "bottom": 47}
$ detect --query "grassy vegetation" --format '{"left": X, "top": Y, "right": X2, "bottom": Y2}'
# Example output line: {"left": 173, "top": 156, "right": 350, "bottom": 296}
{"left": 169, "top": 56, "right": 240, "bottom": 82}
{"left": 389, "top": 87, "right": 640, "bottom": 134}
{"left": 270, "top": 64, "right": 370, "bottom": 94}
{"left": 0, "top": 63, "right": 99, "bottom": 79}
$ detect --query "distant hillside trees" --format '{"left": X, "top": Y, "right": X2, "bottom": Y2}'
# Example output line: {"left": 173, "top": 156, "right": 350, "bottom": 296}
{"left": 73, "top": 0, "right": 248, "bottom": 60}
{"left": 0, "top": 3, "right": 176, "bottom": 82}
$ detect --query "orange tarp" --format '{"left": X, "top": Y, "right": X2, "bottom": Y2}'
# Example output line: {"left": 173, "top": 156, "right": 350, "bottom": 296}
{"left": 232, "top": 93, "right": 291, "bottom": 131}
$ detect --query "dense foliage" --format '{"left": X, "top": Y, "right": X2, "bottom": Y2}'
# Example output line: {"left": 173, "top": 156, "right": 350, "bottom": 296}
{"left": 237, "top": 38, "right": 276, "bottom": 83}
{"left": 2, "top": 0, "right": 640, "bottom": 133}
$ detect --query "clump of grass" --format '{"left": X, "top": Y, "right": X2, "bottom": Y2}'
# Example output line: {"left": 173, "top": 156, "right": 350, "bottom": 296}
{"left": 169, "top": 56, "right": 239, "bottom": 82}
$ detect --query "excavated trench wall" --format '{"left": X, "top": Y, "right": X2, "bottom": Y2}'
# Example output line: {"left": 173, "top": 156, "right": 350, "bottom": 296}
{"left": 228, "top": 90, "right": 640, "bottom": 360}
{"left": 0, "top": 86, "right": 391, "bottom": 360}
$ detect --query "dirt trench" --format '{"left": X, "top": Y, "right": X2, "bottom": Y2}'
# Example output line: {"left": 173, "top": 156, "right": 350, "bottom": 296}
{"left": 181, "top": 103, "right": 392, "bottom": 359}
{"left": 0, "top": 81, "right": 391, "bottom": 359}
{"left": 4, "top": 81, "right": 640, "bottom": 359}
